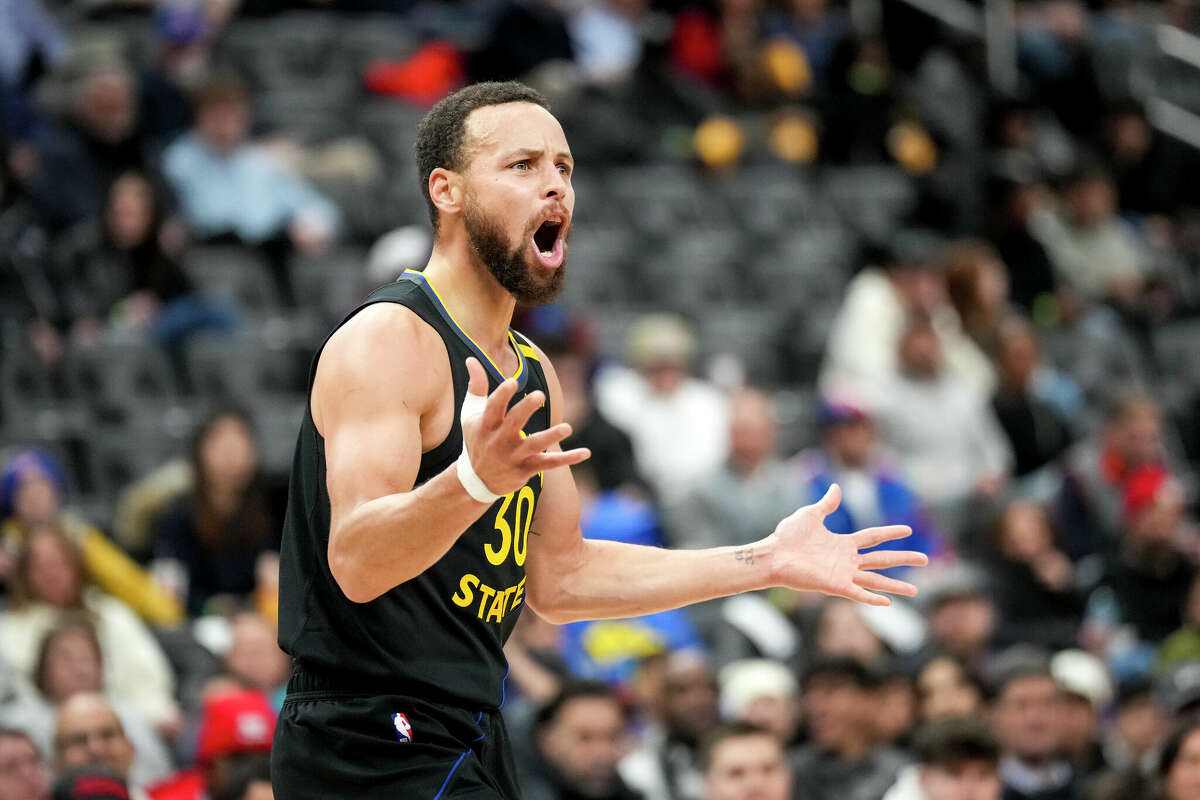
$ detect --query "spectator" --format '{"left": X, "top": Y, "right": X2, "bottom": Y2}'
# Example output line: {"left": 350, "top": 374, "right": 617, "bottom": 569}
{"left": 881, "top": 717, "right": 1001, "bottom": 800}
{"left": 875, "top": 669, "right": 919, "bottom": 749}
{"left": 521, "top": 681, "right": 643, "bottom": 800}
{"left": 1099, "top": 100, "right": 1198, "bottom": 221}
{"left": 985, "top": 175, "right": 1058, "bottom": 315}
{"left": 914, "top": 657, "right": 986, "bottom": 723}
{"left": 918, "top": 568, "right": 999, "bottom": 672}
{"left": 699, "top": 723, "right": 791, "bottom": 800}
{"left": 1160, "top": 575, "right": 1200, "bottom": 671}
{"left": 162, "top": 76, "right": 339, "bottom": 304}
{"left": 568, "top": 0, "right": 650, "bottom": 87}
{"left": 872, "top": 317, "right": 1012, "bottom": 526}
{"left": 1086, "top": 467, "right": 1196, "bottom": 660}
{"left": 551, "top": 340, "right": 640, "bottom": 493}
{"left": 989, "top": 317, "right": 1075, "bottom": 478}
{"left": 0, "top": 727, "right": 49, "bottom": 800}
{"left": 53, "top": 171, "right": 234, "bottom": 353}
{"left": 1030, "top": 166, "right": 1145, "bottom": 306}
{"left": 790, "top": 658, "right": 908, "bottom": 800}
{"left": 673, "top": 388, "right": 804, "bottom": 550}
{"left": 210, "top": 756, "right": 271, "bottom": 800}
{"left": 147, "top": 690, "right": 275, "bottom": 800}
{"left": 717, "top": 660, "right": 801, "bottom": 748}
{"left": 559, "top": 463, "right": 703, "bottom": 685}
{"left": 469, "top": 0, "right": 574, "bottom": 83}
{"left": 796, "top": 397, "right": 941, "bottom": 575}
{"left": 50, "top": 765, "right": 130, "bottom": 800}
{"left": 669, "top": 0, "right": 772, "bottom": 104}
{"left": 989, "top": 652, "right": 1080, "bottom": 800}
{"left": 54, "top": 693, "right": 159, "bottom": 800}
{"left": 28, "top": 49, "right": 155, "bottom": 230}
{"left": 35, "top": 621, "right": 173, "bottom": 788}
{"left": 1, "top": 449, "right": 183, "bottom": 625}
{"left": 762, "top": 0, "right": 850, "bottom": 88}
{"left": 221, "top": 613, "right": 289, "bottom": 708}
{"left": 620, "top": 650, "right": 719, "bottom": 800}
{"left": 814, "top": 599, "right": 890, "bottom": 665}
{"left": 1048, "top": 650, "right": 1112, "bottom": 781}
{"left": 153, "top": 409, "right": 279, "bottom": 617}
{"left": 1101, "top": 679, "right": 1164, "bottom": 773}
{"left": 987, "top": 502, "right": 1085, "bottom": 651}
{"left": 138, "top": 4, "right": 214, "bottom": 147}
{"left": 595, "top": 314, "right": 729, "bottom": 510}
{"left": 820, "top": 237, "right": 996, "bottom": 403}
{"left": 1158, "top": 716, "right": 1200, "bottom": 800}
{"left": 942, "top": 241, "right": 1010, "bottom": 353}
{"left": 0, "top": 527, "right": 179, "bottom": 731}
{"left": 1059, "top": 391, "right": 1168, "bottom": 548}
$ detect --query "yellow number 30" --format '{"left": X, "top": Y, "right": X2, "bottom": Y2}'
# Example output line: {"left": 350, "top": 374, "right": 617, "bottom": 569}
{"left": 485, "top": 485, "right": 535, "bottom": 567}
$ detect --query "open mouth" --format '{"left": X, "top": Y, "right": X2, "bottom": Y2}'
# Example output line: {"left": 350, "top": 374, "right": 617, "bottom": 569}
{"left": 532, "top": 219, "right": 565, "bottom": 268}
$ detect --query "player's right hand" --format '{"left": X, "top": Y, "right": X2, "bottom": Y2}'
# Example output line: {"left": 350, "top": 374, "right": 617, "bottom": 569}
{"left": 461, "top": 357, "right": 590, "bottom": 497}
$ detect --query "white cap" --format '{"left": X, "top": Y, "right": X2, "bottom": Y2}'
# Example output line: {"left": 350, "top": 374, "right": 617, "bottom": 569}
{"left": 718, "top": 659, "right": 798, "bottom": 721}
{"left": 1051, "top": 649, "right": 1113, "bottom": 711}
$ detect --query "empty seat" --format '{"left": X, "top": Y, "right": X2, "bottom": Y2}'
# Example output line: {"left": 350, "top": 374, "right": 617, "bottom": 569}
{"left": 64, "top": 342, "right": 181, "bottom": 423}
{"left": 720, "top": 167, "right": 826, "bottom": 236}
{"left": 183, "top": 335, "right": 307, "bottom": 405}
{"left": 607, "top": 165, "right": 733, "bottom": 237}
{"left": 823, "top": 167, "right": 917, "bottom": 240}
{"left": 291, "top": 247, "right": 372, "bottom": 325}
{"left": 182, "top": 246, "right": 281, "bottom": 315}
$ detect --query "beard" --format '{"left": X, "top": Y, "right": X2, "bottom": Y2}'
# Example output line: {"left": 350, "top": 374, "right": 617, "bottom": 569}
{"left": 463, "top": 198, "right": 566, "bottom": 306}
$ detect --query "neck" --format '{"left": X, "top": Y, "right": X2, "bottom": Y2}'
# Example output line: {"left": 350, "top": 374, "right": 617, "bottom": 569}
{"left": 423, "top": 233, "right": 517, "bottom": 357}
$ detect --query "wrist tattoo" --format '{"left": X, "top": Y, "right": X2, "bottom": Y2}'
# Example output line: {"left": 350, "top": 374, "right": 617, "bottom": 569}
{"left": 734, "top": 547, "right": 755, "bottom": 566}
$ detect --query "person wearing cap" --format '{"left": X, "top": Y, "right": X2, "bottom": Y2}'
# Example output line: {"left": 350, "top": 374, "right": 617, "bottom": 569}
{"left": 790, "top": 657, "right": 908, "bottom": 800}
{"left": 54, "top": 693, "right": 160, "bottom": 800}
{"left": 0, "top": 450, "right": 182, "bottom": 626}
{"left": 718, "top": 660, "right": 801, "bottom": 748}
{"left": 1085, "top": 465, "right": 1196, "bottom": 665}
{"left": 147, "top": 690, "right": 275, "bottom": 800}
{"left": 796, "top": 396, "right": 942, "bottom": 576}
{"left": 881, "top": 717, "right": 1001, "bottom": 800}
{"left": 1049, "top": 650, "right": 1113, "bottom": 781}
{"left": 51, "top": 765, "right": 130, "bottom": 800}
{"left": 593, "top": 313, "right": 730, "bottom": 509}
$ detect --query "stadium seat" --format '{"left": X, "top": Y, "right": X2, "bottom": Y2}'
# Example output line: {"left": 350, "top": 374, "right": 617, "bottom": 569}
{"left": 823, "top": 167, "right": 918, "bottom": 240}
{"left": 63, "top": 342, "right": 182, "bottom": 423}
{"left": 181, "top": 246, "right": 282, "bottom": 316}
{"left": 182, "top": 335, "right": 307, "bottom": 406}
{"left": 290, "top": 248, "right": 372, "bottom": 326}
{"left": 719, "top": 167, "right": 826, "bottom": 236}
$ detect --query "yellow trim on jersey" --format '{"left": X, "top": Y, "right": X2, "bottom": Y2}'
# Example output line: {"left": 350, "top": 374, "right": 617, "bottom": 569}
{"left": 402, "top": 269, "right": 526, "bottom": 381}
{"left": 517, "top": 344, "right": 539, "bottom": 361}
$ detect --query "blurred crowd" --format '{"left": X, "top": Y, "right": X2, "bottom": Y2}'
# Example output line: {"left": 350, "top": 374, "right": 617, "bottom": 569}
{"left": 4, "top": 0, "right": 1200, "bottom": 799}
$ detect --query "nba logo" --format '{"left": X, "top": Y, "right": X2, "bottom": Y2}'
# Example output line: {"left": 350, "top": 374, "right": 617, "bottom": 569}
{"left": 392, "top": 712, "right": 413, "bottom": 743}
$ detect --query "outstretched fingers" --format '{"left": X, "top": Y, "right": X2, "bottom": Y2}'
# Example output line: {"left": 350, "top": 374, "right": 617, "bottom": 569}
{"left": 519, "top": 423, "right": 573, "bottom": 454}
{"left": 501, "top": 390, "right": 546, "bottom": 439}
{"left": 840, "top": 584, "right": 892, "bottom": 607}
{"left": 522, "top": 447, "right": 591, "bottom": 472}
{"left": 857, "top": 549, "right": 929, "bottom": 571}
{"left": 854, "top": 570, "right": 919, "bottom": 597}
{"left": 481, "top": 377, "right": 520, "bottom": 428}
{"left": 851, "top": 524, "right": 913, "bottom": 550}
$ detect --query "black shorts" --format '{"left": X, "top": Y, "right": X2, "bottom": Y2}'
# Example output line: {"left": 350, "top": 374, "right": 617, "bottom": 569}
{"left": 271, "top": 669, "right": 521, "bottom": 799}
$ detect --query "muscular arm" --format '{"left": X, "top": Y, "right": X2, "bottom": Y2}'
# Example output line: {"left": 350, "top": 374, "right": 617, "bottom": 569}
{"left": 318, "top": 305, "right": 489, "bottom": 603}
{"left": 524, "top": 351, "right": 928, "bottom": 624}
{"left": 318, "top": 305, "right": 587, "bottom": 603}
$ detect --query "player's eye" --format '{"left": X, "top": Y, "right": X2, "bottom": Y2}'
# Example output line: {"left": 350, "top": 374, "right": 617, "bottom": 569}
{"left": 510, "top": 160, "right": 530, "bottom": 171}
{"left": 556, "top": 163, "right": 571, "bottom": 177}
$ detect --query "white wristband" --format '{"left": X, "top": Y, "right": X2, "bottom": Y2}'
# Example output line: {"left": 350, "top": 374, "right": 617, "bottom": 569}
{"left": 457, "top": 447, "right": 501, "bottom": 504}
{"left": 457, "top": 389, "right": 501, "bottom": 504}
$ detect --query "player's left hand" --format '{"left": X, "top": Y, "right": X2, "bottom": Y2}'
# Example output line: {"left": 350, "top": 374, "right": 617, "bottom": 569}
{"left": 765, "top": 484, "right": 927, "bottom": 606}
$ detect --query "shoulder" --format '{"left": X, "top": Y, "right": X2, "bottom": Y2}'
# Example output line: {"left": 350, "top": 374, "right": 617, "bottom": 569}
{"left": 318, "top": 302, "right": 449, "bottom": 389}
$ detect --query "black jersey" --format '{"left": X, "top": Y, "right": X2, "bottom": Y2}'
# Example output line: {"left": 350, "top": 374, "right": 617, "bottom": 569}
{"left": 277, "top": 269, "right": 551, "bottom": 710}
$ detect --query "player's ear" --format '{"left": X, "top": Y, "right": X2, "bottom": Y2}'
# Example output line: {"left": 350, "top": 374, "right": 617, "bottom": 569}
{"left": 429, "top": 167, "right": 464, "bottom": 218}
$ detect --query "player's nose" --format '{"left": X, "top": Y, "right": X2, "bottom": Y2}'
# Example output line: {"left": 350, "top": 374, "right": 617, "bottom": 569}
{"left": 541, "top": 168, "right": 567, "bottom": 200}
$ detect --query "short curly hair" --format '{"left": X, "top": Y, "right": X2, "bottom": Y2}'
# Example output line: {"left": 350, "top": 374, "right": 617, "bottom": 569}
{"left": 413, "top": 81, "right": 550, "bottom": 233}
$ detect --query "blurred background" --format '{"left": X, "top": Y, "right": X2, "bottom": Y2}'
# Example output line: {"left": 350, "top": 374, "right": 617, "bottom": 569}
{"left": 3, "top": 0, "right": 1200, "bottom": 799}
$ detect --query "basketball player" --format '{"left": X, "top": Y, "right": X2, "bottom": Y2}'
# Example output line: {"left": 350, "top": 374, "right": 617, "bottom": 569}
{"left": 271, "top": 81, "right": 928, "bottom": 799}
